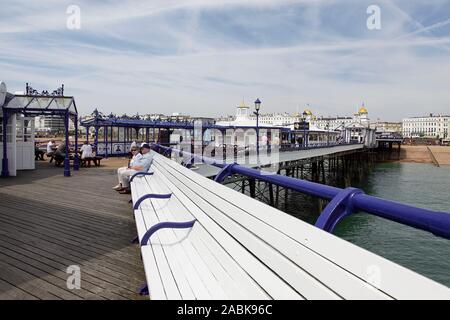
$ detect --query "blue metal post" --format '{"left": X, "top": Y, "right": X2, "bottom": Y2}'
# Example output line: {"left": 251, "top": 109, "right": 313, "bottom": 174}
{"left": 256, "top": 111, "right": 259, "bottom": 158}
{"left": 94, "top": 126, "right": 99, "bottom": 154}
{"left": 63, "top": 111, "right": 71, "bottom": 177}
{"left": 1, "top": 109, "right": 9, "bottom": 177}
{"left": 73, "top": 115, "right": 79, "bottom": 171}
{"left": 104, "top": 126, "right": 108, "bottom": 158}
{"left": 85, "top": 126, "right": 90, "bottom": 144}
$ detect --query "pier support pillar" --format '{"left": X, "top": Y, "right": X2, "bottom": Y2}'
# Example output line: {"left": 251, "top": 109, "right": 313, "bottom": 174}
{"left": 249, "top": 179, "right": 256, "bottom": 198}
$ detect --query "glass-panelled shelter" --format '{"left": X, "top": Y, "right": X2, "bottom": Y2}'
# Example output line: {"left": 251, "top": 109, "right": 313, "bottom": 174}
{"left": 80, "top": 109, "right": 285, "bottom": 158}
{"left": 1, "top": 82, "right": 79, "bottom": 177}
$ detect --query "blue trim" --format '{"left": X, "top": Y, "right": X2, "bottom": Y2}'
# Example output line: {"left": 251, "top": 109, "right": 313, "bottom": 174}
{"left": 183, "top": 156, "right": 195, "bottom": 167}
{"left": 163, "top": 147, "right": 172, "bottom": 156}
{"left": 214, "top": 163, "right": 237, "bottom": 183}
{"left": 130, "top": 171, "right": 154, "bottom": 183}
{"left": 139, "top": 284, "right": 149, "bottom": 296}
{"left": 140, "top": 220, "right": 197, "bottom": 246}
{"left": 63, "top": 111, "right": 71, "bottom": 177}
{"left": 1, "top": 108, "right": 9, "bottom": 177}
{"left": 131, "top": 236, "right": 139, "bottom": 244}
{"left": 133, "top": 193, "right": 172, "bottom": 210}
{"left": 73, "top": 114, "right": 79, "bottom": 171}
{"left": 314, "top": 187, "right": 363, "bottom": 232}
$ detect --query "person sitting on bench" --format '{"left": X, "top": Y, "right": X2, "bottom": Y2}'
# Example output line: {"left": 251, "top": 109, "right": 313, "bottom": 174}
{"left": 54, "top": 143, "right": 67, "bottom": 165}
{"left": 35, "top": 143, "right": 45, "bottom": 160}
{"left": 113, "top": 146, "right": 141, "bottom": 191}
{"left": 114, "top": 143, "right": 154, "bottom": 194}
{"left": 80, "top": 141, "right": 94, "bottom": 160}
{"left": 46, "top": 139, "right": 56, "bottom": 158}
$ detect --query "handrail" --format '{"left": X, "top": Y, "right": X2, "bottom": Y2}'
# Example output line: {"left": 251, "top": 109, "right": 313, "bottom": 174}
{"left": 152, "top": 143, "right": 450, "bottom": 240}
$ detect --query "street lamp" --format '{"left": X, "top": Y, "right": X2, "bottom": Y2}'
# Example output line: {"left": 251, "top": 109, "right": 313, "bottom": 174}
{"left": 302, "top": 111, "right": 308, "bottom": 149}
{"left": 254, "top": 98, "right": 261, "bottom": 158}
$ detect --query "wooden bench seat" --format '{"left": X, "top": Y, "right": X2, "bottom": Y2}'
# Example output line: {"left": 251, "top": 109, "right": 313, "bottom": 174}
{"left": 130, "top": 151, "right": 450, "bottom": 300}
{"left": 81, "top": 156, "right": 103, "bottom": 167}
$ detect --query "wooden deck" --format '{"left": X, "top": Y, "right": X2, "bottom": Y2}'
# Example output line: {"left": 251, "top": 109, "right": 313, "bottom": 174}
{"left": 0, "top": 162, "right": 146, "bottom": 300}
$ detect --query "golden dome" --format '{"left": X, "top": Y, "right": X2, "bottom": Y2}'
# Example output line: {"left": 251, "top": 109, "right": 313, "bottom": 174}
{"left": 303, "top": 109, "right": 313, "bottom": 116}
{"left": 238, "top": 100, "right": 249, "bottom": 109}
{"left": 358, "top": 106, "right": 368, "bottom": 114}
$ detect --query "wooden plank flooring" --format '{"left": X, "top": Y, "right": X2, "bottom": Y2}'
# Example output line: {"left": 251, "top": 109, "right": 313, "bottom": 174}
{"left": 0, "top": 162, "right": 146, "bottom": 300}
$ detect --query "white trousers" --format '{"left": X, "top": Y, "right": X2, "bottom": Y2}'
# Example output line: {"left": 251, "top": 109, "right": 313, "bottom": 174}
{"left": 117, "top": 167, "right": 137, "bottom": 188}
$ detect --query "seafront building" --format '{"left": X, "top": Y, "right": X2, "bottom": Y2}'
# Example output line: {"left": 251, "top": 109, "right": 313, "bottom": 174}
{"left": 374, "top": 121, "right": 402, "bottom": 134}
{"left": 216, "top": 102, "right": 375, "bottom": 145}
{"left": 402, "top": 114, "right": 449, "bottom": 139}
{"left": 35, "top": 114, "right": 75, "bottom": 134}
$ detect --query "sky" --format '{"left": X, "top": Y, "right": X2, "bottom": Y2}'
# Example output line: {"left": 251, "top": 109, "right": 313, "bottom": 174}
{"left": 1, "top": 0, "right": 450, "bottom": 121}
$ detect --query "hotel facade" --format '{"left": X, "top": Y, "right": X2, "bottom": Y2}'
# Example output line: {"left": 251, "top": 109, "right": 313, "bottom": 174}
{"left": 402, "top": 114, "right": 449, "bottom": 139}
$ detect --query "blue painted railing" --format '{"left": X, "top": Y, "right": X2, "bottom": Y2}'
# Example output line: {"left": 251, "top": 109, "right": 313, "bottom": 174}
{"left": 153, "top": 143, "right": 450, "bottom": 240}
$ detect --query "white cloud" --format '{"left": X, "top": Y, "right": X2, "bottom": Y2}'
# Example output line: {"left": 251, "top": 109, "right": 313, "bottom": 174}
{"left": 0, "top": 0, "right": 449, "bottom": 121}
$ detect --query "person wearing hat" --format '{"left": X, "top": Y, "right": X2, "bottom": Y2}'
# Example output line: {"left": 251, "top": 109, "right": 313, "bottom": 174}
{"left": 114, "top": 143, "right": 154, "bottom": 194}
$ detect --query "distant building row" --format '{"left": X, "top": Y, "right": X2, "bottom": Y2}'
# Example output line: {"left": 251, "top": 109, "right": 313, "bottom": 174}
{"left": 402, "top": 114, "right": 449, "bottom": 140}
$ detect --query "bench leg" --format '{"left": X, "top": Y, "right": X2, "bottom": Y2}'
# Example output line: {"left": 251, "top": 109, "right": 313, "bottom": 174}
{"left": 139, "top": 284, "right": 149, "bottom": 296}
{"left": 131, "top": 236, "right": 139, "bottom": 244}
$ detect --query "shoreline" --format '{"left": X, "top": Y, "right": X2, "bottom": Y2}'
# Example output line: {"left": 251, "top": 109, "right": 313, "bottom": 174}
{"left": 381, "top": 145, "right": 450, "bottom": 166}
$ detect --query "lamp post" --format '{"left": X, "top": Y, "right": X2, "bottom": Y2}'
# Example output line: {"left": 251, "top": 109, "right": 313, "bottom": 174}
{"left": 254, "top": 98, "right": 261, "bottom": 159}
{"left": 302, "top": 111, "right": 308, "bottom": 149}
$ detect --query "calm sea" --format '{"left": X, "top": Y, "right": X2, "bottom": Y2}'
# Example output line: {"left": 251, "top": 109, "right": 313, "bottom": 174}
{"left": 283, "top": 162, "right": 450, "bottom": 287}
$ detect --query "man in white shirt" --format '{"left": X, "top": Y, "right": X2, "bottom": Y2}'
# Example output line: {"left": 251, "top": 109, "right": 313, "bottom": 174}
{"left": 80, "top": 141, "right": 94, "bottom": 159}
{"left": 46, "top": 139, "right": 56, "bottom": 156}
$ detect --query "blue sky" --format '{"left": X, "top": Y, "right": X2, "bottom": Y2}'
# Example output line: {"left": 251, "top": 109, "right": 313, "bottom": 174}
{"left": 1, "top": 0, "right": 450, "bottom": 120}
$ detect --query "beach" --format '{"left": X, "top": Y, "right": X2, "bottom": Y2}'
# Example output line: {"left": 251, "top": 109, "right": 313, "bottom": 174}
{"left": 399, "top": 145, "right": 450, "bottom": 166}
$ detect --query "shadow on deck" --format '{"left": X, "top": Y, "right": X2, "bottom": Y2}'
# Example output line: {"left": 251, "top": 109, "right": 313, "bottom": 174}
{"left": 0, "top": 162, "right": 146, "bottom": 300}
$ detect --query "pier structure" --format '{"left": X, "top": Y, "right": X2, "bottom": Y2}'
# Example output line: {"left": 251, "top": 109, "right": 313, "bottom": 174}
{"left": 80, "top": 109, "right": 345, "bottom": 159}
{"left": 375, "top": 132, "right": 403, "bottom": 161}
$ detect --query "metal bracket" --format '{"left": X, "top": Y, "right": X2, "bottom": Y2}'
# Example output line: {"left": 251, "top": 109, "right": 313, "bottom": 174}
{"left": 214, "top": 163, "right": 237, "bottom": 183}
{"left": 139, "top": 284, "right": 149, "bottom": 296}
{"left": 315, "top": 187, "right": 364, "bottom": 233}
{"left": 163, "top": 147, "right": 172, "bottom": 156}
{"left": 131, "top": 236, "right": 139, "bottom": 244}
{"left": 130, "top": 171, "right": 154, "bottom": 183}
{"left": 183, "top": 156, "right": 195, "bottom": 167}
{"left": 133, "top": 193, "right": 172, "bottom": 209}
{"left": 140, "top": 220, "right": 197, "bottom": 246}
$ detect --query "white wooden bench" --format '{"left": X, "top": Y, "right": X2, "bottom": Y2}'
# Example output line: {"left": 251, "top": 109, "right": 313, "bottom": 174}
{"left": 130, "top": 151, "right": 450, "bottom": 300}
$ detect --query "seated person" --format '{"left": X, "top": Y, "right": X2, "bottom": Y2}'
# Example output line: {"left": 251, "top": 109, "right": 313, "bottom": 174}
{"left": 46, "top": 139, "right": 56, "bottom": 157}
{"left": 35, "top": 143, "right": 45, "bottom": 160}
{"left": 113, "top": 145, "right": 142, "bottom": 191}
{"left": 55, "top": 143, "right": 67, "bottom": 159}
{"left": 114, "top": 144, "right": 153, "bottom": 194}
{"left": 80, "top": 141, "right": 94, "bottom": 159}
